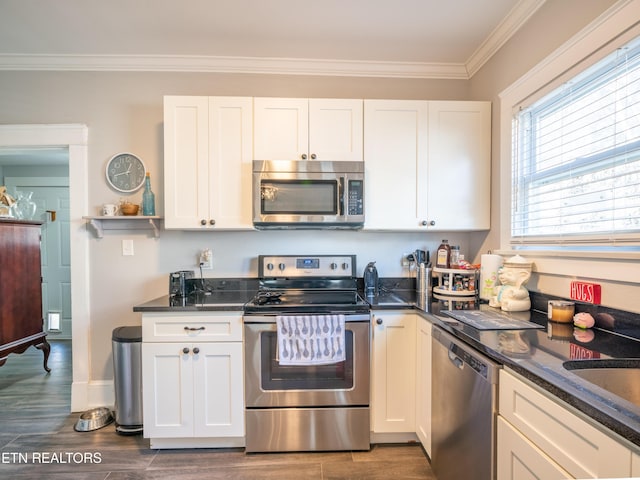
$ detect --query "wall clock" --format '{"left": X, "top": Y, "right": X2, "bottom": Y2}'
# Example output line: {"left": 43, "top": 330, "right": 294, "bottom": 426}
{"left": 105, "top": 152, "right": 147, "bottom": 193}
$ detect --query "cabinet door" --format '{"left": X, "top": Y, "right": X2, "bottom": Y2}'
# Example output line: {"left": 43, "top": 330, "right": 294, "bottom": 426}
{"left": 500, "top": 369, "right": 632, "bottom": 479}
{"left": 633, "top": 450, "right": 640, "bottom": 476}
{"left": 253, "top": 97, "right": 308, "bottom": 160}
{"left": 209, "top": 97, "right": 254, "bottom": 229}
{"left": 364, "top": 100, "right": 429, "bottom": 230}
{"left": 309, "top": 98, "right": 363, "bottom": 161}
{"left": 371, "top": 311, "right": 416, "bottom": 432}
{"left": 426, "top": 101, "right": 491, "bottom": 230}
{"left": 164, "top": 96, "right": 210, "bottom": 229}
{"left": 415, "top": 318, "right": 432, "bottom": 455}
{"left": 142, "top": 343, "right": 193, "bottom": 438}
{"left": 497, "top": 416, "right": 573, "bottom": 480}
{"left": 192, "top": 342, "right": 244, "bottom": 437}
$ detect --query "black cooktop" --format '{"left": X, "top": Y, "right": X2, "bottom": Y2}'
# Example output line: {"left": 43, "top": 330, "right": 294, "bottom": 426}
{"left": 244, "top": 289, "right": 370, "bottom": 314}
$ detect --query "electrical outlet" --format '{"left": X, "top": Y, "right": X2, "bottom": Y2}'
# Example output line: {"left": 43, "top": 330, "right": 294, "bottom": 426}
{"left": 199, "top": 248, "right": 213, "bottom": 269}
{"left": 401, "top": 253, "right": 410, "bottom": 266}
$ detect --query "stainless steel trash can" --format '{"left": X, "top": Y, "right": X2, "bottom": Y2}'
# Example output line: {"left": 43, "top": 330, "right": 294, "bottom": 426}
{"left": 112, "top": 326, "right": 143, "bottom": 435}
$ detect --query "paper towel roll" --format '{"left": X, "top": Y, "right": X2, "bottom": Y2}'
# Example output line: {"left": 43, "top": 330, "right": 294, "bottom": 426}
{"left": 480, "top": 254, "right": 504, "bottom": 300}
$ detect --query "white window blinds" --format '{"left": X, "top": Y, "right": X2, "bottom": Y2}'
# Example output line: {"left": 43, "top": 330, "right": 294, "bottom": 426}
{"left": 511, "top": 36, "right": 640, "bottom": 246}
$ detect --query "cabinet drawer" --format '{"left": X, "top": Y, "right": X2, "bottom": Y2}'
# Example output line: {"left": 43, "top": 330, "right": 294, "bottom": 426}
{"left": 499, "top": 369, "right": 631, "bottom": 479}
{"left": 142, "top": 312, "right": 242, "bottom": 342}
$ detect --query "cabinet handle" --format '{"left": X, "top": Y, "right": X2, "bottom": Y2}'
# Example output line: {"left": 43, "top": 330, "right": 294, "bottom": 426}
{"left": 310, "top": 153, "right": 317, "bottom": 160}
{"left": 184, "top": 326, "right": 206, "bottom": 331}
{"left": 376, "top": 318, "right": 383, "bottom": 325}
{"left": 200, "top": 219, "right": 207, "bottom": 226}
{"left": 182, "top": 347, "right": 190, "bottom": 354}
{"left": 209, "top": 219, "right": 215, "bottom": 225}
{"left": 301, "top": 154, "right": 307, "bottom": 160}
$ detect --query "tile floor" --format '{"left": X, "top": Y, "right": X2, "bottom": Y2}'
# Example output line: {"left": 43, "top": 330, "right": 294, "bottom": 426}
{"left": 0, "top": 340, "right": 435, "bottom": 479}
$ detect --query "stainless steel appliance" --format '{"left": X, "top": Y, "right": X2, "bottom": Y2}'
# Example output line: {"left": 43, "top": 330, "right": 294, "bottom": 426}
{"left": 243, "top": 254, "right": 371, "bottom": 452}
{"left": 169, "top": 270, "right": 194, "bottom": 297}
{"left": 431, "top": 326, "right": 500, "bottom": 480}
{"left": 252, "top": 160, "right": 364, "bottom": 229}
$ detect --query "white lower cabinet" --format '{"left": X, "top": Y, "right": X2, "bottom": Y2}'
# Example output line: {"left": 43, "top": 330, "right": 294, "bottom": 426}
{"left": 371, "top": 311, "right": 416, "bottom": 434}
{"left": 141, "top": 312, "right": 244, "bottom": 448}
{"left": 498, "top": 368, "right": 633, "bottom": 479}
{"left": 415, "top": 317, "right": 432, "bottom": 456}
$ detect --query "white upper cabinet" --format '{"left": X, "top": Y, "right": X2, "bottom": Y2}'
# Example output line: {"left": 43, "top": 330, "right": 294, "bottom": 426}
{"left": 364, "top": 100, "right": 429, "bottom": 230}
{"left": 163, "top": 96, "right": 253, "bottom": 230}
{"left": 364, "top": 99, "right": 491, "bottom": 231}
{"left": 427, "top": 101, "right": 491, "bottom": 230}
{"left": 254, "top": 97, "right": 363, "bottom": 161}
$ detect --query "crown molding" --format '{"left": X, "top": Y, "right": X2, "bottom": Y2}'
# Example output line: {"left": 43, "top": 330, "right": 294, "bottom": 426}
{"left": 0, "top": 53, "right": 470, "bottom": 79}
{"left": 0, "top": 0, "right": 545, "bottom": 79}
{"left": 466, "top": 0, "right": 547, "bottom": 77}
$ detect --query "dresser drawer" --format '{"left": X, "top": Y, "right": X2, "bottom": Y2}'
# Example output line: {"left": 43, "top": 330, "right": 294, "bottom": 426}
{"left": 142, "top": 312, "right": 243, "bottom": 342}
{"left": 499, "top": 368, "right": 631, "bottom": 479}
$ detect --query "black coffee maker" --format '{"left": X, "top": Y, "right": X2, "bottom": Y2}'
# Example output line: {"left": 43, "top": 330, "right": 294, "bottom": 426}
{"left": 169, "top": 270, "right": 194, "bottom": 297}
{"left": 363, "top": 262, "right": 379, "bottom": 298}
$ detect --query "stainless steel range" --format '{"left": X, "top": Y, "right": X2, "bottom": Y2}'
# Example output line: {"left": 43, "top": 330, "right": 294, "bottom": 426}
{"left": 243, "top": 254, "right": 371, "bottom": 453}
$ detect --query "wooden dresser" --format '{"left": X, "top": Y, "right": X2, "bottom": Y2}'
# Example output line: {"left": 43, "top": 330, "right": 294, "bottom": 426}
{"left": 0, "top": 219, "right": 50, "bottom": 372}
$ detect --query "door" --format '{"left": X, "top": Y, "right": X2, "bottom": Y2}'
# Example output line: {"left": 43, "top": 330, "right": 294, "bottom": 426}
{"left": 427, "top": 101, "right": 491, "bottom": 230}
{"left": 371, "top": 311, "right": 416, "bottom": 432}
{"left": 193, "top": 342, "right": 244, "bottom": 437}
{"left": 5, "top": 177, "right": 71, "bottom": 339}
{"left": 253, "top": 97, "right": 309, "bottom": 160}
{"left": 309, "top": 99, "right": 363, "bottom": 162}
{"left": 363, "top": 100, "right": 429, "bottom": 230}
{"left": 141, "top": 343, "right": 193, "bottom": 438}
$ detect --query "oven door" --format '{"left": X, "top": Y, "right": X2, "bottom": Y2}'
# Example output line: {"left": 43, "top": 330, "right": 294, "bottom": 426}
{"left": 244, "top": 317, "right": 370, "bottom": 408}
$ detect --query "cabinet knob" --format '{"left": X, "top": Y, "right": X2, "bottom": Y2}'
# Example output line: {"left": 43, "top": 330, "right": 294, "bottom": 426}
{"left": 421, "top": 220, "right": 436, "bottom": 226}
{"left": 192, "top": 347, "right": 200, "bottom": 355}
{"left": 200, "top": 219, "right": 207, "bottom": 226}
{"left": 182, "top": 347, "right": 190, "bottom": 354}
{"left": 301, "top": 154, "right": 308, "bottom": 160}
{"left": 310, "top": 153, "right": 317, "bottom": 160}
{"left": 209, "top": 219, "right": 216, "bottom": 226}
{"left": 421, "top": 220, "right": 427, "bottom": 226}
{"left": 376, "top": 318, "right": 383, "bottom": 325}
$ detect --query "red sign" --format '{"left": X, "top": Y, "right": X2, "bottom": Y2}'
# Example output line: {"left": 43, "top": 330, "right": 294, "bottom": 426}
{"left": 570, "top": 281, "right": 601, "bottom": 304}
{"left": 570, "top": 343, "right": 600, "bottom": 360}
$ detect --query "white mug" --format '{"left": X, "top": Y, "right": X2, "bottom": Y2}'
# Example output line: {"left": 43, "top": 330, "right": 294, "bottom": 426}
{"left": 102, "top": 203, "right": 118, "bottom": 216}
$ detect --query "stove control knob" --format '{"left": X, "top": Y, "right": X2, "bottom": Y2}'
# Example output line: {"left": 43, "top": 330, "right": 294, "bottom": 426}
{"left": 266, "top": 263, "right": 274, "bottom": 271}
{"left": 330, "top": 262, "right": 338, "bottom": 270}
{"left": 342, "top": 262, "right": 349, "bottom": 270}
{"left": 278, "top": 263, "right": 286, "bottom": 271}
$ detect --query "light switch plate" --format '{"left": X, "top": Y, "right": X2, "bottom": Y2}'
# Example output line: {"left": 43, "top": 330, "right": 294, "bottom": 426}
{"left": 122, "top": 239, "right": 134, "bottom": 256}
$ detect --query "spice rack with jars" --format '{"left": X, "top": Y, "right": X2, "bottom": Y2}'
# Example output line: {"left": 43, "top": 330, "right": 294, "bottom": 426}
{"left": 433, "top": 267, "right": 479, "bottom": 297}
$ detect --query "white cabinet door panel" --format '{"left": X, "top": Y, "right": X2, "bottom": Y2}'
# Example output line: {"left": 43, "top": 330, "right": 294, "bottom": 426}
{"left": 309, "top": 98, "right": 363, "bottom": 162}
{"left": 253, "top": 97, "right": 308, "bottom": 160}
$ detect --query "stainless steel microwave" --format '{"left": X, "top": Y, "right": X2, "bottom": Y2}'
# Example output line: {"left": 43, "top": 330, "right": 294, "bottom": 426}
{"left": 253, "top": 160, "right": 364, "bottom": 229}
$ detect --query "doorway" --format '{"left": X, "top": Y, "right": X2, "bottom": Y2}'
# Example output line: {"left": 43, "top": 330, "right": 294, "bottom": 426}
{"left": 0, "top": 124, "right": 90, "bottom": 413}
{"left": 5, "top": 177, "right": 71, "bottom": 339}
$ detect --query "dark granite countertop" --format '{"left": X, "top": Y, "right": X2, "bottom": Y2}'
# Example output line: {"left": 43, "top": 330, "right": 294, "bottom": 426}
{"left": 133, "top": 276, "right": 640, "bottom": 449}
{"left": 374, "top": 288, "right": 640, "bottom": 450}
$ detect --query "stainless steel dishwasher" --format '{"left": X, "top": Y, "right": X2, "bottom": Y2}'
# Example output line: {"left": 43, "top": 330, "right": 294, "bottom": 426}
{"left": 431, "top": 326, "right": 501, "bottom": 480}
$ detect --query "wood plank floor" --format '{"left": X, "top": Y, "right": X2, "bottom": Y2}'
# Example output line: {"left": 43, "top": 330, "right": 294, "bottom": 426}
{"left": 0, "top": 340, "right": 435, "bottom": 479}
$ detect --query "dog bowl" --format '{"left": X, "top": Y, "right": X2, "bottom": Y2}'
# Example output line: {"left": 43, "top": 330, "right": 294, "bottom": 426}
{"left": 74, "top": 407, "right": 114, "bottom": 432}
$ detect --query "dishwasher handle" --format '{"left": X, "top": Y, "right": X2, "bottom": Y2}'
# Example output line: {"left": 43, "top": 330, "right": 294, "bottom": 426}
{"left": 448, "top": 348, "right": 464, "bottom": 369}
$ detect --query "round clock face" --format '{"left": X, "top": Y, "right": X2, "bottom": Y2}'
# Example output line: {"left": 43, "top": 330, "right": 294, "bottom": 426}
{"left": 106, "top": 153, "right": 146, "bottom": 193}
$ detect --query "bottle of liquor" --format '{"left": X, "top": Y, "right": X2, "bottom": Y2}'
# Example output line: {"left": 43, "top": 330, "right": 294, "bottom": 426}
{"left": 142, "top": 172, "right": 155, "bottom": 216}
{"left": 436, "top": 239, "right": 451, "bottom": 268}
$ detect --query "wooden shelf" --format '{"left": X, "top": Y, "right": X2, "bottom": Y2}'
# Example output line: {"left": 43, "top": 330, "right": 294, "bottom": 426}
{"left": 82, "top": 216, "right": 162, "bottom": 238}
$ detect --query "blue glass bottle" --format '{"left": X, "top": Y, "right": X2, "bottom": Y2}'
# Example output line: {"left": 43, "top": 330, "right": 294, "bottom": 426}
{"left": 142, "top": 172, "right": 155, "bottom": 216}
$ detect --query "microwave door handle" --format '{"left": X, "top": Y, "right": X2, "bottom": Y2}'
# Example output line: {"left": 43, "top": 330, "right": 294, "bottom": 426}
{"left": 338, "top": 177, "right": 345, "bottom": 216}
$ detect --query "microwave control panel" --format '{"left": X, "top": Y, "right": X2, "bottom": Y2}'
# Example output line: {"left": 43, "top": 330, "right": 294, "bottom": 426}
{"left": 348, "top": 180, "right": 364, "bottom": 215}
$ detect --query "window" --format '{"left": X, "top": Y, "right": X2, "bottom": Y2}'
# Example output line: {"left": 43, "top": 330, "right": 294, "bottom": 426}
{"left": 511, "top": 36, "right": 640, "bottom": 246}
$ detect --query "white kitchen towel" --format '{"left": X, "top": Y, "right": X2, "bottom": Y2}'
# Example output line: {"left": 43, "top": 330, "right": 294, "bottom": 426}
{"left": 276, "top": 314, "right": 346, "bottom": 366}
